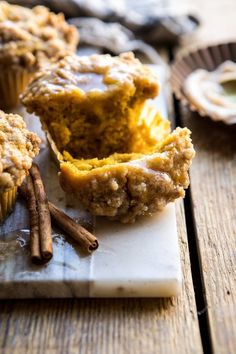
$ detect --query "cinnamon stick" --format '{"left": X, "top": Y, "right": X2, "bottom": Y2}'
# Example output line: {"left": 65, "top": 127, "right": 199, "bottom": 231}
{"left": 30, "top": 163, "right": 53, "bottom": 261}
{"left": 19, "top": 178, "right": 41, "bottom": 264}
{"left": 48, "top": 202, "right": 98, "bottom": 253}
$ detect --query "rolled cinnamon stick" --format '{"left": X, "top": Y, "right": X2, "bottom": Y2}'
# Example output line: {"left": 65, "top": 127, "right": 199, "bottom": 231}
{"left": 48, "top": 202, "right": 98, "bottom": 253}
{"left": 30, "top": 163, "right": 53, "bottom": 261}
{"left": 19, "top": 178, "right": 41, "bottom": 264}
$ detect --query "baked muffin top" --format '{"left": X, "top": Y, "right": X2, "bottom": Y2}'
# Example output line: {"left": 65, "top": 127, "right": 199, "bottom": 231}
{"left": 0, "top": 110, "right": 40, "bottom": 192}
{"left": 0, "top": 1, "right": 79, "bottom": 70}
{"left": 22, "top": 52, "right": 160, "bottom": 159}
{"left": 21, "top": 52, "right": 159, "bottom": 101}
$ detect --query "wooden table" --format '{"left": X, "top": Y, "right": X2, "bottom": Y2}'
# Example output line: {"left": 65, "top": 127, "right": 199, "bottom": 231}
{"left": 0, "top": 1, "right": 235, "bottom": 353}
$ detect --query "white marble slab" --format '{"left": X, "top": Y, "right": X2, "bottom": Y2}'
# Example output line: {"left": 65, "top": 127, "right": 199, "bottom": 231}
{"left": 0, "top": 66, "right": 182, "bottom": 298}
{"left": 91, "top": 206, "right": 181, "bottom": 297}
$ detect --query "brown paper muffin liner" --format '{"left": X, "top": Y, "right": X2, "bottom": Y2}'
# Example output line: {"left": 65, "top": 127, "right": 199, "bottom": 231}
{"left": 170, "top": 41, "right": 236, "bottom": 123}
{"left": 45, "top": 130, "right": 64, "bottom": 167}
{"left": 0, "top": 68, "right": 34, "bottom": 109}
{"left": 0, "top": 186, "right": 18, "bottom": 224}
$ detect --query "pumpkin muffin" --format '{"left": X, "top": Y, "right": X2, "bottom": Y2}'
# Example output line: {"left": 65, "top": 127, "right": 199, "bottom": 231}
{"left": 21, "top": 52, "right": 160, "bottom": 159}
{"left": 0, "top": 1, "right": 79, "bottom": 108}
{"left": 22, "top": 52, "right": 195, "bottom": 222}
{"left": 0, "top": 110, "right": 40, "bottom": 223}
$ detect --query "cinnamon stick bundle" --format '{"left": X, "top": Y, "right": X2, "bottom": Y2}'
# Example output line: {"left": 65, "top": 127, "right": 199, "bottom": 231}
{"left": 20, "top": 163, "right": 98, "bottom": 263}
{"left": 19, "top": 163, "right": 53, "bottom": 263}
{"left": 49, "top": 202, "right": 98, "bottom": 253}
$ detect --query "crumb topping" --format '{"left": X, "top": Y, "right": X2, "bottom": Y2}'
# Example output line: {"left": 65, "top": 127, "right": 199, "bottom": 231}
{"left": 21, "top": 52, "right": 159, "bottom": 97}
{"left": 0, "top": 110, "right": 40, "bottom": 192}
{"left": 0, "top": 1, "right": 79, "bottom": 69}
{"left": 59, "top": 127, "right": 195, "bottom": 223}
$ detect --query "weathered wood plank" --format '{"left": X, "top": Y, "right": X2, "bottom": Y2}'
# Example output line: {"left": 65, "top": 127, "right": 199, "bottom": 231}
{"left": 181, "top": 108, "right": 236, "bottom": 354}
{"left": 173, "top": 0, "right": 236, "bottom": 351}
{"left": 0, "top": 200, "right": 202, "bottom": 354}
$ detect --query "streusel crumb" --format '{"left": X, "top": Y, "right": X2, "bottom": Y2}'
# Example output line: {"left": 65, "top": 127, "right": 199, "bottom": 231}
{"left": 0, "top": 110, "right": 40, "bottom": 192}
{"left": 59, "top": 127, "right": 195, "bottom": 223}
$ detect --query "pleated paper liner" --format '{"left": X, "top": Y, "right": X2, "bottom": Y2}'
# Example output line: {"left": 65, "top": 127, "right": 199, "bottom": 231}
{"left": 0, "top": 68, "right": 34, "bottom": 109}
{"left": 0, "top": 186, "right": 18, "bottom": 224}
{"left": 170, "top": 41, "right": 236, "bottom": 124}
{"left": 45, "top": 130, "right": 64, "bottom": 167}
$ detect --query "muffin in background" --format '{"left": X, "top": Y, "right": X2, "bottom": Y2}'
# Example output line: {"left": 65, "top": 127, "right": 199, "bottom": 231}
{"left": 0, "top": 110, "right": 40, "bottom": 223}
{"left": 0, "top": 1, "right": 79, "bottom": 108}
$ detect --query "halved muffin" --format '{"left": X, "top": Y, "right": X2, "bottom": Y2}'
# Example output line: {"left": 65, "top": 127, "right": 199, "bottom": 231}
{"left": 0, "top": 110, "right": 40, "bottom": 223}
{"left": 0, "top": 1, "right": 79, "bottom": 108}
{"left": 22, "top": 52, "right": 195, "bottom": 223}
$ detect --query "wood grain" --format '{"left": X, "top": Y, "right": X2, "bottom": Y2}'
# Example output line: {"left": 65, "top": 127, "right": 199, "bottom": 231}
{"left": 180, "top": 108, "right": 236, "bottom": 354}
{"left": 174, "top": 0, "right": 236, "bottom": 352}
{"left": 0, "top": 200, "right": 202, "bottom": 354}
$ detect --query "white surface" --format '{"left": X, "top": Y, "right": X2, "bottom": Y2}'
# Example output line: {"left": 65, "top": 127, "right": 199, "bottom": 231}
{"left": 91, "top": 205, "right": 181, "bottom": 297}
{"left": 0, "top": 65, "right": 182, "bottom": 298}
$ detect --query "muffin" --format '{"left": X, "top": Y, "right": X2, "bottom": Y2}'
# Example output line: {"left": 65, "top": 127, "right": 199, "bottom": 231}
{"left": 0, "top": 1, "right": 79, "bottom": 108}
{"left": 0, "top": 110, "right": 40, "bottom": 223}
{"left": 21, "top": 52, "right": 160, "bottom": 159}
{"left": 22, "top": 52, "right": 195, "bottom": 222}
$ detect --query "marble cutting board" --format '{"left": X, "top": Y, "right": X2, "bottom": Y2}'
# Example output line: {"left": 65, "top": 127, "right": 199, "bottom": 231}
{"left": 0, "top": 66, "right": 182, "bottom": 298}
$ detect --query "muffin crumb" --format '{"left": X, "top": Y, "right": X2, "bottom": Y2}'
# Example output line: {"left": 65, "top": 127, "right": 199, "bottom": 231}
{"left": 0, "top": 110, "right": 40, "bottom": 192}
